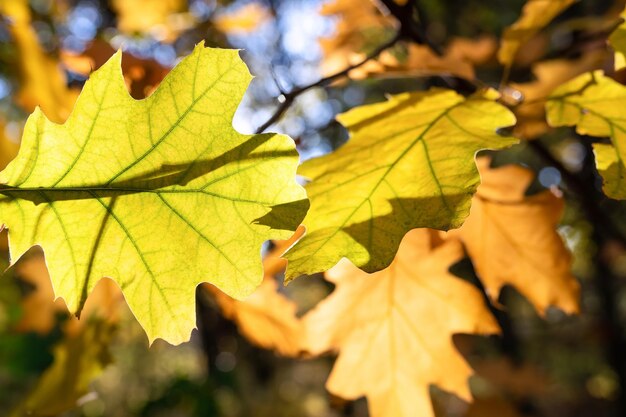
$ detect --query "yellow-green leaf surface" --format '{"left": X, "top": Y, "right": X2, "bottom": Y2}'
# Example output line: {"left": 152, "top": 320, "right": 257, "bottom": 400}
{"left": 546, "top": 71, "right": 626, "bottom": 199}
{"left": 284, "top": 89, "right": 517, "bottom": 280}
{"left": 0, "top": 43, "right": 307, "bottom": 345}
{"left": 610, "top": 8, "right": 626, "bottom": 70}
{"left": 498, "top": 0, "right": 574, "bottom": 67}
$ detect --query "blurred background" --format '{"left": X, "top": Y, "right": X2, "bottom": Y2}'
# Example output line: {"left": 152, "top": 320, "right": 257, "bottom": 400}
{"left": 1, "top": 0, "right": 626, "bottom": 416}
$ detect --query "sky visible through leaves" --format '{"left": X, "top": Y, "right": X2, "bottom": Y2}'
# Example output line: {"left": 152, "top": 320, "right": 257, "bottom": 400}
{"left": 1, "top": 1, "right": 626, "bottom": 417}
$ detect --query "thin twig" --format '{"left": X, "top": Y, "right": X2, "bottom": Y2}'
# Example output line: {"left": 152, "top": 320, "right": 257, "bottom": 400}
{"left": 254, "top": 32, "right": 402, "bottom": 134}
{"left": 528, "top": 140, "right": 626, "bottom": 247}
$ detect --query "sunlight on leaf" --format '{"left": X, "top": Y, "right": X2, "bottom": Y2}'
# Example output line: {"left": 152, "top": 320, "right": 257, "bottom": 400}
{"left": 0, "top": 44, "right": 307, "bottom": 345}
{"left": 452, "top": 158, "right": 580, "bottom": 314}
{"left": 498, "top": 0, "right": 575, "bottom": 68}
{"left": 303, "top": 230, "right": 499, "bottom": 417}
{"left": 285, "top": 88, "right": 516, "bottom": 280}
{"left": 547, "top": 71, "right": 626, "bottom": 200}
{"left": 207, "top": 227, "right": 304, "bottom": 357}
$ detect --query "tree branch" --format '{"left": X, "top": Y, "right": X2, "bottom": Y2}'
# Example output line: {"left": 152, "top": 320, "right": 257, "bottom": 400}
{"left": 528, "top": 140, "right": 626, "bottom": 247}
{"left": 254, "top": 32, "right": 402, "bottom": 134}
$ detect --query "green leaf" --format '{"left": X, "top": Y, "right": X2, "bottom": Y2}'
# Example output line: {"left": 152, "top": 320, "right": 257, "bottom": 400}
{"left": 0, "top": 43, "right": 308, "bottom": 345}
{"left": 285, "top": 88, "right": 517, "bottom": 280}
{"left": 546, "top": 71, "right": 626, "bottom": 199}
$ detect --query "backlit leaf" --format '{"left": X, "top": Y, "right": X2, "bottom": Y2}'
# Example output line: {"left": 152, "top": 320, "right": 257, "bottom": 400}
{"left": 498, "top": 0, "right": 575, "bottom": 68}
{"left": 546, "top": 71, "right": 626, "bottom": 199}
{"left": 0, "top": 43, "right": 307, "bottom": 345}
{"left": 207, "top": 228, "right": 304, "bottom": 357}
{"left": 285, "top": 89, "right": 516, "bottom": 280}
{"left": 303, "top": 229, "right": 499, "bottom": 417}
{"left": 453, "top": 158, "right": 580, "bottom": 314}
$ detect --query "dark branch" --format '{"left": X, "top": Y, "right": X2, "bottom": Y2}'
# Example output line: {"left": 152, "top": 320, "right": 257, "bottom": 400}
{"left": 528, "top": 140, "right": 626, "bottom": 247}
{"left": 254, "top": 32, "right": 402, "bottom": 134}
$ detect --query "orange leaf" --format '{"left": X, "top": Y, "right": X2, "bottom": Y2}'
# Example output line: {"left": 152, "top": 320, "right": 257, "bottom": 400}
{"left": 208, "top": 227, "right": 305, "bottom": 356}
{"left": 455, "top": 158, "right": 580, "bottom": 314}
{"left": 303, "top": 229, "right": 499, "bottom": 417}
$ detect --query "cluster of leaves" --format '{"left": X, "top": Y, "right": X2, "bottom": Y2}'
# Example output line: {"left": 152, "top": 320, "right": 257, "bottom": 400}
{"left": 2, "top": 0, "right": 626, "bottom": 416}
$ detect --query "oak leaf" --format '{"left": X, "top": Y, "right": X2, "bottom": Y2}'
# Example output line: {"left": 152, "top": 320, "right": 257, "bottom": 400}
{"left": 10, "top": 320, "right": 114, "bottom": 417}
{"left": 207, "top": 228, "right": 304, "bottom": 356}
{"left": 302, "top": 229, "right": 499, "bottom": 417}
{"left": 15, "top": 252, "right": 123, "bottom": 334}
{"left": 498, "top": 0, "right": 575, "bottom": 68}
{"left": 0, "top": 44, "right": 307, "bottom": 344}
{"left": 0, "top": 0, "right": 78, "bottom": 123}
{"left": 454, "top": 158, "right": 579, "bottom": 314}
{"left": 319, "top": 0, "right": 491, "bottom": 80}
{"left": 214, "top": 3, "right": 271, "bottom": 35}
{"left": 546, "top": 71, "right": 626, "bottom": 199}
{"left": 285, "top": 89, "right": 516, "bottom": 280}
{"left": 111, "top": 0, "right": 194, "bottom": 42}
{"left": 610, "top": 7, "right": 626, "bottom": 70}
{"left": 509, "top": 52, "right": 605, "bottom": 139}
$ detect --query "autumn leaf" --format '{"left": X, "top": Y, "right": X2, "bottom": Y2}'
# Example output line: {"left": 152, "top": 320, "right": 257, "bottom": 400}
{"left": 319, "top": 0, "right": 494, "bottom": 80}
{"left": 61, "top": 40, "right": 170, "bottom": 99}
{"left": 0, "top": 43, "right": 307, "bottom": 345}
{"left": 0, "top": 120, "right": 20, "bottom": 171}
{"left": 10, "top": 274, "right": 120, "bottom": 416}
{"left": 546, "top": 71, "right": 626, "bottom": 199}
{"left": 318, "top": 0, "right": 393, "bottom": 77}
{"left": 110, "top": 0, "right": 194, "bottom": 42}
{"left": 347, "top": 38, "right": 497, "bottom": 81}
{"left": 285, "top": 88, "right": 517, "bottom": 280}
{"left": 303, "top": 229, "right": 499, "bottom": 417}
{"left": 498, "top": 0, "right": 575, "bottom": 68}
{"left": 15, "top": 252, "right": 122, "bottom": 334}
{"left": 214, "top": 3, "right": 272, "bottom": 35}
{"left": 508, "top": 52, "right": 605, "bottom": 139}
{"left": 207, "top": 228, "right": 304, "bottom": 357}
{"left": 0, "top": 0, "right": 78, "bottom": 123}
{"left": 453, "top": 158, "right": 579, "bottom": 314}
{"left": 10, "top": 320, "right": 114, "bottom": 417}
{"left": 610, "top": 7, "right": 626, "bottom": 70}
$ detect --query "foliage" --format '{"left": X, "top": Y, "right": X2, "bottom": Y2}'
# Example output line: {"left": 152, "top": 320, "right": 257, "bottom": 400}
{"left": 0, "top": 0, "right": 625, "bottom": 417}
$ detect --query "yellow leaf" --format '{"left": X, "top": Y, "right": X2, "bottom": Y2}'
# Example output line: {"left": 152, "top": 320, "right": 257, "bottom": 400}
{"left": 509, "top": 52, "right": 605, "bottom": 139}
{"left": 303, "top": 229, "right": 499, "bottom": 417}
{"left": 285, "top": 88, "right": 517, "bottom": 280}
{"left": 111, "top": 0, "right": 194, "bottom": 42}
{"left": 15, "top": 251, "right": 123, "bottom": 334}
{"left": 546, "top": 71, "right": 626, "bottom": 199}
{"left": 0, "top": 0, "right": 78, "bottom": 123}
{"left": 209, "top": 279, "right": 302, "bottom": 357}
{"left": 10, "top": 320, "right": 114, "bottom": 417}
{"left": 455, "top": 158, "right": 579, "bottom": 314}
{"left": 208, "top": 228, "right": 304, "bottom": 357}
{"left": 498, "top": 0, "right": 575, "bottom": 68}
{"left": 0, "top": 44, "right": 307, "bottom": 345}
{"left": 214, "top": 3, "right": 271, "bottom": 34}
{"left": 319, "top": 0, "right": 493, "bottom": 80}
{"left": 610, "top": 8, "right": 626, "bottom": 70}
{"left": 0, "top": 120, "right": 20, "bottom": 170}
